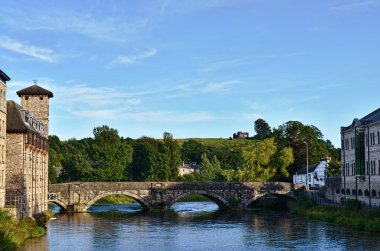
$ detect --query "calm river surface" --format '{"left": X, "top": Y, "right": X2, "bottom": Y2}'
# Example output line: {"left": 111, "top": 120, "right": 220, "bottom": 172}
{"left": 19, "top": 202, "right": 380, "bottom": 251}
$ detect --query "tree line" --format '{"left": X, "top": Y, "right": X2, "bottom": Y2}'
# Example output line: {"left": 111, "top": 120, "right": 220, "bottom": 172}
{"left": 48, "top": 120, "right": 341, "bottom": 184}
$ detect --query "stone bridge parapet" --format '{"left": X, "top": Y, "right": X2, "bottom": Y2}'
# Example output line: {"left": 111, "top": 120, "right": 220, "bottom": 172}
{"left": 48, "top": 182, "right": 303, "bottom": 212}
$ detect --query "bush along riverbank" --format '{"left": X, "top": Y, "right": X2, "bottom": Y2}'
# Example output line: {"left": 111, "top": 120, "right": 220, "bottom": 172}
{"left": 0, "top": 209, "right": 53, "bottom": 250}
{"left": 290, "top": 196, "right": 380, "bottom": 233}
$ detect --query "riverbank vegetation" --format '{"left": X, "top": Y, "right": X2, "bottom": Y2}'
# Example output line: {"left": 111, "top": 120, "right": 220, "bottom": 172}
{"left": 96, "top": 195, "right": 137, "bottom": 204}
{"left": 291, "top": 197, "right": 380, "bottom": 233}
{"left": 49, "top": 119, "right": 340, "bottom": 184}
{"left": 0, "top": 210, "right": 46, "bottom": 250}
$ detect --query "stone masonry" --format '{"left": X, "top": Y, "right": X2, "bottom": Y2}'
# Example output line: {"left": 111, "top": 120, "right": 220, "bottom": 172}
{"left": 49, "top": 182, "right": 303, "bottom": 212}
{"left": 0, "top": 69, "right": 9, "bottom": 208}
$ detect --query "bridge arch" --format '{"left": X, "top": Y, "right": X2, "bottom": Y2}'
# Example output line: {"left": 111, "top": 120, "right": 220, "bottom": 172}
{"left": 167, "top": 190, "right": 231, "bottom": 210}
{"left": 83, "top": 191, "right": 149, "bottom": 211}
{"left": 48, "top": 199, "right": 68, "bottom": 211}
{"left": 244, "top": 192, "right": 297, "bottom": 208}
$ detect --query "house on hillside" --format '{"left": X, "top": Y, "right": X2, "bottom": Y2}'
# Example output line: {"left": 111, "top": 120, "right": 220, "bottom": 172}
{"left": 178, "top": 162, "right": 200, "bottom": 176}
{"left": 293, "top": 158, "right": 329, "bottom": 188}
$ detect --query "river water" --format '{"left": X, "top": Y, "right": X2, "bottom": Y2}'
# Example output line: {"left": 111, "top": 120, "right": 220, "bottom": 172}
{"left": 19, "top": 202, "right": 380, "bottom": 251}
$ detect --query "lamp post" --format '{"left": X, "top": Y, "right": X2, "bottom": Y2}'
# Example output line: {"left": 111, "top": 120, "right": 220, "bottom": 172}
{"left": 303, "top": 141, "right": 309, "bottom": 191}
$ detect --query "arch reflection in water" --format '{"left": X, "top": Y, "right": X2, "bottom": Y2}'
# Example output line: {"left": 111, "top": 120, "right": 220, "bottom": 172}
{"left": 170, "top": 194, "right": 219, "bottom": 214}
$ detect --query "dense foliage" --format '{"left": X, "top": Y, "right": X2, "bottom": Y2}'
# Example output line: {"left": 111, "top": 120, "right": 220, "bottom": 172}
{"left": 49, "top": 119, "right": 340, "bottom": 184}
{"left": 0, "top": 210, "right": 46, "bottom": 250}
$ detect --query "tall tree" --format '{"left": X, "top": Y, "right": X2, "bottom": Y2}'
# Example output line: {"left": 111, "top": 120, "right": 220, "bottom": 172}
{"left": 90, "top": 125, "right": 133, "bottom": 181}
{"left": 181, "top": 139, "right": 207, "bottom": 164}
{"left": 254, "top": 119, "right": 272, "bottom": 140}
{"left": 163, "top": 132, "right": 181, "bottom": 181}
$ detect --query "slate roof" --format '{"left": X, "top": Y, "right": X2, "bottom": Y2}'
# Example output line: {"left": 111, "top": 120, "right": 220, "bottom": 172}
{"left": 0, "top": 69, "right": 11, "bottom": 82}
{"left": 6, "top": 101, "right": 45, "bottom": 137}
{"left": 295, "top": 164, "right": 319, "bottom": 175}
{"left": 341, "top": 107, "right": 380, "bottom": 131}
{"left": 359, "top": 108, "right": 380, "bottom": 125}
{"left": 16, "top": 84, "right": 53, "bottom": 98}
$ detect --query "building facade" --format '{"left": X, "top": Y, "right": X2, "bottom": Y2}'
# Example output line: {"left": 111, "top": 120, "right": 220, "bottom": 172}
{"left": 0, "top": 70, "right": 10, "bottom": 208}
{"left": 293, "top": 158, "right": 328, "bottom": 188}
{"left": 326, "top": 108, "right": 380, "bottom": 206}
{"left": 0, "top": 68, "right": 53, "bottom": 218}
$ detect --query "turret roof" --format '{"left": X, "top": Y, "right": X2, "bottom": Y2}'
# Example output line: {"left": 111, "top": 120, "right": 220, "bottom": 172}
{"left": 16, "top": 84, "right": 53, "bottom": 98}
{"left": 0, "top": 69, "right": 11, "bottom": 83}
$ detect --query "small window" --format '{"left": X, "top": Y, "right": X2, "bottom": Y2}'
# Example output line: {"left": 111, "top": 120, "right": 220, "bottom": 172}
{"left": 365, "top": 189, "right": 369, "bottom": 197}
{"left": 39, "top": 96, "right": 43, "bottom": 100}
{"left": 372, "top": 190, "right": 377, "bottom": 197}
{"left": 341, "top": 189, "right": 345, "bottom": 194}
{"left": 358, "top": 189, "right": 363, "bottom": 196}
{"left": 346, "top": 189, "right": 350, "bottom": 195}
{"left": 352, "top": 189, "right": 356, "bottom": 195}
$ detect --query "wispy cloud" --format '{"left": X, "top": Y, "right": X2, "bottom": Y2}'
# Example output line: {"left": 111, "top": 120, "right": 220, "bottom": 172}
{"left": 331, "top": 0, "right": 379, "bottom": 12}
{"left": 159, "top": 0, "right": 245, "bottom": 15}
{"left": 0, "top": 36, "right": 58, "bottom": 62}
{"left": 111, "top": 49, "right": 158, "bottom": 66}
{"left": 198, "top": 53, "right": 303, "bottom": 73}
{"left": 1, "top": 12, "right": 148, "bottom": 43}
{"left": 201, "top": 80, "right": 240, "bottom": 93}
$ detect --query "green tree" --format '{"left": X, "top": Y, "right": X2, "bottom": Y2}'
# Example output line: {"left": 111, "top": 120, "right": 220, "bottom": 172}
{"left": 241, "top": 138, "right": 277, "bottom": 181}
{"left": 181, "top": 139, "right": 207, "bottom": 164}
{"left": 254, "top": 119, "right": 272, "bottom": 140}
{"left": 273, "top": 121, "right": 330, "bottom": 177}
{"left": 90, "top": 125, "right": 133, "bottom": 181}
{"left": 130, "top": 137, "right": 162, "bottom": 181}
{"left": 326, "top": 160, "right": 341, "bottom": 177}
{"left": 199, "top": 154, "right": 223, "bottom": 181}
{"left": 163, "top": 132, "right": 181, "bottom": 181}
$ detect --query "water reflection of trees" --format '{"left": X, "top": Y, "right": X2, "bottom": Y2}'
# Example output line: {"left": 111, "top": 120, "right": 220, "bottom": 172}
{"left": 243, "top": 211, "right": 380, "bottom": 250}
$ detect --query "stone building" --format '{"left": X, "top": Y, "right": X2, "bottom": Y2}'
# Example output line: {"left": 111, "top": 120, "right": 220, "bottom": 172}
{"left": 0, "top": 68, "right": 53, "bottom": 218}
{"left": 325, "top": 108, "right": 380, "bottom": 207}
{"left": 0, "top": 69, "right": 10, "bottom": 208}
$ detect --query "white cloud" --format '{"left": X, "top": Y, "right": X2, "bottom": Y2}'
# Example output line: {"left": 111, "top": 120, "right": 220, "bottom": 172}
{"left": 201, "top": 80, "right": 240, "bottom": 93}
{"left": 111, "top": 49, "right": 158, "bottom": 66}
{"left": 2, "top": 13, "right": 148, "bottom": 43}
{"left": 331, "top": 0, "right": 379, "bottom": 12}
{"left": 0, "top": 36, "right": 58, "bottom": 62}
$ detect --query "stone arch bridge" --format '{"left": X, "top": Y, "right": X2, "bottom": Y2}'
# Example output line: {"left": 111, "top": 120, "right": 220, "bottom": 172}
{"left": 48, "top": 182, "right": 303, "bottom": 212}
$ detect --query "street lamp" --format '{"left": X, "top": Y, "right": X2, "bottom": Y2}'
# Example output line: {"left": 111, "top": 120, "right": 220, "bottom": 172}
{"left": 302, "top": 141, "right": 309, "bottom": 190}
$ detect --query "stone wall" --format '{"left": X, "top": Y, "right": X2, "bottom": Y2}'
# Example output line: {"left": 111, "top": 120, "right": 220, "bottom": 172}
{"left": 0, "top": 80, "right": 6, "bottom": 207}
{"left": 21, "top": 95, "right": 50, "bottom": 138}
{"left": 5, "top": 132, "right": 48, "bottom": 218}
{"left": 326, "top": 176, "right": 380, "bottom": 207}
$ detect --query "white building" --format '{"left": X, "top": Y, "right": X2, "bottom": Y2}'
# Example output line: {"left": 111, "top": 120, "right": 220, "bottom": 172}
{"left": 178, "top": 162, "right": 199, "bottom": 176}
{"left": 293, "top": 158, "right": 328, "bottom": 188}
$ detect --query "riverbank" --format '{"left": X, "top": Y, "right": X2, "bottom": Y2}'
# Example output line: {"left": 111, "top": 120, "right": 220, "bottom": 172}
{"left": 291, "top": 198, "right": 380, "bottom": 233}
{"left": 0, "top": 210, "right": 47, "bottom": 250}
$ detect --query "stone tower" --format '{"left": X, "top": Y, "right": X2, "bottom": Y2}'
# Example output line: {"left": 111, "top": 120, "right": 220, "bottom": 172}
{"left": 16, "top": 84, "right": 53, "bottom": 138}
{"left": 0, "top": 70, "right": 10, "bottom": 208}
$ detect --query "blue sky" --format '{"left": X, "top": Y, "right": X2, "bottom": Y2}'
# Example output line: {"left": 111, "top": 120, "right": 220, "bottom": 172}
{"left": 1, "top": 0, "right": 379, "bottom": 146}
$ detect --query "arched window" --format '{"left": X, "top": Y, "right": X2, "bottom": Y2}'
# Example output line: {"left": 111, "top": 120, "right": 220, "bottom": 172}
{"left": 364, "top": 189, "right": 369, "bottom": 197}
{"left": 341, "top": 189, "right": 345, "bottom": 194}
{"left": 372, "top": 190, "right": 377, "bottom": 197}
{"left": 346, "top": 189, "right": 350, "bottom": 195}
{"left": 352, "top": 189, "right": 356, "bottom": 195}
{"left": 336, "top": 188, "right": 340, "bottom": 194}
{"left": 358, "top": 189, "right": 363, "bottom": 196}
